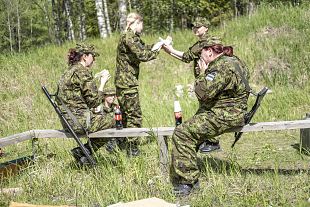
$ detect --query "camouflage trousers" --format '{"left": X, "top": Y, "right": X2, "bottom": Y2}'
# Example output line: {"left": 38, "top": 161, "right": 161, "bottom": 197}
{"left": 88, "top": 111, "right": 115, "bottom": 151}
{"left": 170, "top": 108, "right": 235, "bottom": 185}
{"left": 116, "top": 88, "right": 142, "bottom": 144}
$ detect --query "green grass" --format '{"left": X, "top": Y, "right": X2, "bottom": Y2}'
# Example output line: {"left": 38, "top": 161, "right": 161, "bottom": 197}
{"left": 1, "top": 3, "right": 310, "bottom": 207}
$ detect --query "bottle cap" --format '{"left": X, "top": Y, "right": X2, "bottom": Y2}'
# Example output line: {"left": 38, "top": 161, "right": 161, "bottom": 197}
{"left": 174, "top": 100, "right": 182, "bottom": 112}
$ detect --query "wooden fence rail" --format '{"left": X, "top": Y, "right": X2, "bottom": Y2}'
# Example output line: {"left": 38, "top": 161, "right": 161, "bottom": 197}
{"left": 1, "top": 119, "right": 310, "bottom": 174}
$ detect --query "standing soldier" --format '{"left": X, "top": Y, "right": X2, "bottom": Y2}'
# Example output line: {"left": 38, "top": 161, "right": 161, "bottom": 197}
{"left": 171, "top": 41, "right": 250, "bottom": 196}
{"left": 57, "top": 43, "right": 115, "bottom": 166}
{"left": 163, "top": 17, "right": 221, "bottom": 153}
{"left": 115, "top": 12, "right": 160, "bottom": 156}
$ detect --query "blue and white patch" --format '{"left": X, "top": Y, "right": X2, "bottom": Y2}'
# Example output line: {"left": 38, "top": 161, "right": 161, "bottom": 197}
{"left": 205, "top": 72, "right": 216, "bottom": 81}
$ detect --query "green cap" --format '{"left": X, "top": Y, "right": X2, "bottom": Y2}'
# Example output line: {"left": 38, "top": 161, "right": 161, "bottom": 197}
{"left": 200, "top": 36, "right": 222, "bottom": 48}
{"left": 75, "top": 43, "right": 100, "bottom": 57}
{"left": 102, "top": 88, "right": 116, "bottom": 96}
{"left": 191, "top": 17, "right": 210, "bottom": 28}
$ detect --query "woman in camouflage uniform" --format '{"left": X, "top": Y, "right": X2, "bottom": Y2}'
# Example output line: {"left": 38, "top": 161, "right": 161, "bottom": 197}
{"left": 115, "top": 12, "right": 160, "bottom": 156}
{"left": 171, "top": 41, "right": 250, "bottom": 196}
{"left": 163, "top": 18, "right": 222, "bottom": 153}
{"left": 57, "top": 43, "right": 115, "bottom": 165}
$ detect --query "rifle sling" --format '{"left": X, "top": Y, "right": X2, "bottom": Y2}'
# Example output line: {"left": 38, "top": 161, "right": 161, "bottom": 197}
{"left": 233, "top": 62, "right": 252, "bottom": 94}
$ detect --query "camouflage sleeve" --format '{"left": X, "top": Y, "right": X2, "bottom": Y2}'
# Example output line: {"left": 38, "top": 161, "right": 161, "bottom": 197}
{"left": 182, "top": 42, "right": 201, "bottom": 63}
{"left": 195, "top": 62, "right": 233, "bottom": 101}
{"left": 182, "top": 48, "right": 197, "bottom": 63}
{"left": 127, "top": 36, "right": 159, "bottom": 62}
{"left": 73, "top": 69, "right": 101, "bottom": 108}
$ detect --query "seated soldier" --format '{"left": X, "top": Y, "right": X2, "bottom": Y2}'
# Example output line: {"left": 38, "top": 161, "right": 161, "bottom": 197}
{"left": 57, "top": 43, "right": 115, "bottom": 166}
{"left": 170, "top": 40, "right": 250, "bottom": 196}
{"left": 94, "top": 88, "right": 119, "bottom": 152}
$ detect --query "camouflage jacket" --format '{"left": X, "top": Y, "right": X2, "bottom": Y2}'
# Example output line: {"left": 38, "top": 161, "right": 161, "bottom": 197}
{"left": 115, "top": 29, "right": 159, "bottom": 92}
{"left": 182, "top": 33, "right": 210, "bottom": 78}
{"left": 57, "top": 63, "right": 102, "bottom": 129}
{"left": 194, "top": 55, "right": 250, "bottom": 124}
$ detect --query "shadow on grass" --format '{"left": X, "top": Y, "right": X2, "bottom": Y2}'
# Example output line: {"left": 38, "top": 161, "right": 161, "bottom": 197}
{"left": 291, "top": 143, "right": 310, "bottom": 156}
{"left": 198, "top": 156, "right": 309, "bottom": 175}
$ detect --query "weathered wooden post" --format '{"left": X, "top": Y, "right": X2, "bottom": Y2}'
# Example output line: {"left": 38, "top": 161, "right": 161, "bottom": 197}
{"left": 300, "top": 113, "right": 310, "bottom": 154}
{"left": 157, "top": 135, "right": 169, "bottom": 176}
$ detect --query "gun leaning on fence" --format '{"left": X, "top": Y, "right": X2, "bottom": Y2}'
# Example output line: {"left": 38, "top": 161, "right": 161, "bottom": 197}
{"left": 41, "top": 86, "right": 96, "bottom": 166}
{"left": 231, "top": 87, "right": 269, "bottom": 148}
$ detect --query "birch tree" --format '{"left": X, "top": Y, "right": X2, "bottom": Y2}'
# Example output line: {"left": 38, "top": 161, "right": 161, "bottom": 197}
{"left": 118, "top": 0, "right": 127, "bottom": 32}
{"left": 51, "top": 0, "right": 61, "bottom": 44}
{"left": 95, "top": 0, "right": 108, "bottom": 38}
{"left": 78, "top": 0, "right": 87, "bottom": 40}
{"left": 6, "top": 0, "right": 13, "bottom": 53}
{"left": 15, "top": 1, "right": 21, "bottom": 52}
{"left": 64, "top": 0, "right": 75, "bottom": 41}
{"left": 103, "top": 0, "right": 111, "bottom": 36}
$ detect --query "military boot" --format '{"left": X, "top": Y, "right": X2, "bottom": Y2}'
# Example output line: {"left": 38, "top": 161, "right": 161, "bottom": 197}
{"left": 199, "top": 140, "right": 221, "bottom": 153}
{"left": 126, "top": 142, "right": 140, "bottom": 157}
{"left": 105, "top": 138, "right": 118, "bottom": 153}
{"left": 173, "top": 180, "right": 200, "bottom": 196}
{"left": 70, "top": 146, "right": 94, "bottom": 166}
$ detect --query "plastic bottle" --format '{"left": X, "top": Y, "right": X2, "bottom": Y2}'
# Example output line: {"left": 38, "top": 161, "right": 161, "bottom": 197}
{"left": 174, "top": 100, "right": 182, "bottom": 126}
{"left": 114, "top": 105, "right": 123, "bottom": 130}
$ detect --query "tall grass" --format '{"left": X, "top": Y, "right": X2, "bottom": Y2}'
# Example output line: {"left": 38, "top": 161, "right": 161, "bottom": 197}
{"left": 0, "top": 3, "right": 309, "bottom": 207}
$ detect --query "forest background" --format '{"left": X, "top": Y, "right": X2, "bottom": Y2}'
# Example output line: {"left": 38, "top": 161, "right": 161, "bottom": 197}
{"left": 0, "top": 0, "right": 303, "bottom": 53}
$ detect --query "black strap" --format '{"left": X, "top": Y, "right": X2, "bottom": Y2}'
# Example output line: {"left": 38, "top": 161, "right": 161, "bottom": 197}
{"left": 233, "top": 62, "right": 252, "bottom": 94}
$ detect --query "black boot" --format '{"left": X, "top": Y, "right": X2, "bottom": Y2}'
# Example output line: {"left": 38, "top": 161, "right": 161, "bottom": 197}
{"left": 126, "top": 142, "right": 140, "bottom": 157}
{"left": 199, "top": 140, "right": 221, "bottom": 153}
{"left": 105, "top": 138, "right": 118, "bottom": 153}
{"left": 173, "top": 180, "right": 200, "bottom": 196}
{"left": 70, "top": 146, "right": 94, "bottom": 166}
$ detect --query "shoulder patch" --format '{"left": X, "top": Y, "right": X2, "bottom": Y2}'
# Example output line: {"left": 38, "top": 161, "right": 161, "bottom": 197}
{"left": 205, "top": 72, "right": 217, "bottom": 81}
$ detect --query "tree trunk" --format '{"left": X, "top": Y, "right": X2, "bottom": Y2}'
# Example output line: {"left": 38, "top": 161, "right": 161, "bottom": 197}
{"left": 16, "top": 1, "right": 21, "bottom": 52}
{"left": 247, "top": 1, "right": 255, "bottom": 16}
{"left": 51, "top": 0, "right": 61, "bottom": 45}
{"left": 43, "top": 1, "right": 53, "bottom": 42}
{"left": 118, "top": 0, "right": 127, "bottom": 32}
{"left": 95, "top": 0, "right": 108, "bottom": 38}
{"left": 78, "top": 0, "right": 87, "bottom": 40}
{"left": 169, "top": 0, "right": 174, "bottom": 33}
{"left": 103, "top": 0, "right": 111, "bottom": 36}
{"left": 64, "top": 0, "right": 75, "bottom": 41}
{"left": 6, "top": 1, "right": 13, "bottom": 53}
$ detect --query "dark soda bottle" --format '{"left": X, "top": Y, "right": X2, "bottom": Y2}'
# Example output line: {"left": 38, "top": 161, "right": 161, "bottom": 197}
{"left": 174, "top": 100, "right": 182, "bottom": 126}
{"left": 175, "top": 111, "right": 182, "bottom": 126}
{"left": 114, "top": 105, "right": 123, "bottom": 130}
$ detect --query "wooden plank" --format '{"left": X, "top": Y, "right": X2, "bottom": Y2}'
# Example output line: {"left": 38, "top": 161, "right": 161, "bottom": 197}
{"left": 88, "top": 127, "right": 175, "bottom": 138}
{"left": 32, "top": 129, "right": 73, "bottom": 139}
{"left": 1, "top": 120, "right": 310, "bottom": 146}
{"left": 0, "top": 131, "right": 34, "bottom": 147}
{"left": 229, "top": 119, "right": 310, "bottom": 133}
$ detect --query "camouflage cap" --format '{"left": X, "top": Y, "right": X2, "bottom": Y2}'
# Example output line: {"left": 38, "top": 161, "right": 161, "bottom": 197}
{"left": 200, "top": 36, "right": 222, "bottom": 48}
{"left": 191, "top": 17, "right": 211, "bottom": 28}
{"left": 102, "top": 87, "right": 116, "bottom": 96}
{"left": 75, "top": 43, "right": 100, "bottom": 57}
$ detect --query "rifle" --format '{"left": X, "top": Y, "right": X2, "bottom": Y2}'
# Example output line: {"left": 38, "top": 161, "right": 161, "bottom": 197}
{"left": 231, "top": 87, "right": 269, "bottom": 148}
{"left": 41, "top": 86, "right": 96, "bottom": 166}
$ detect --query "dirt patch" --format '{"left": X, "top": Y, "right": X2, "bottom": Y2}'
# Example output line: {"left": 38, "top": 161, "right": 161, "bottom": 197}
{"left": 253, "top": 57, "right": 291, "bottom": 84}
{"left": 255, "top": 25, "right": 298, "bottom": 39}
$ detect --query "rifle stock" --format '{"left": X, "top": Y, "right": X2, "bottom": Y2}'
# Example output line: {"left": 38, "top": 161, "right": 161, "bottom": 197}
{"left": 231, "top": 87, "right": 269, "bottom": 148}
